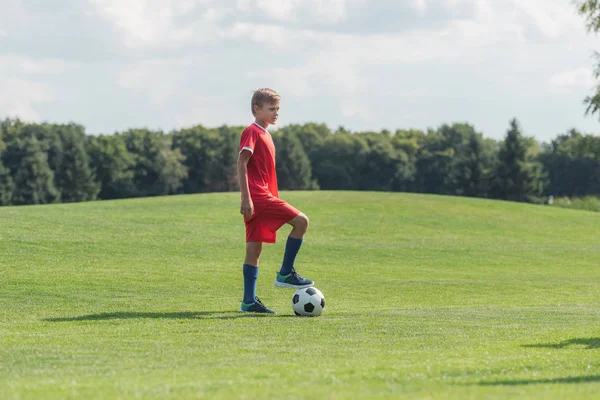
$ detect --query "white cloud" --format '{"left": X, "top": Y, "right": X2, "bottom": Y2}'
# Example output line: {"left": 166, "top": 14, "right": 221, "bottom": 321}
{"left": 1, "top": 0, "right": 598, "bottom": 139}
{"left": 513, "top": 0, "right": 581, "bottom": 40}
{"left": 88, "top": 0, "right": 183, "bottom": 46}
{"left": 236, "top": 0, "right": 295, "bottom": 21}
{"left": 549, "top": 68, "right": 595, "bottom": 93}
{"left": 87, "top": 0, "right": 228, "bottom": 49}
{"left": 174, "top": 95, "right": 236, "bottom": 128}
{"left": 239, "top": 12, "right": 516, "bottom": 105}
{"left": 0, "top": 55, "right": 72, "bottom": 122}
{"left": 413, "top": 0, "right": 427, "bottom": 15}
{"left": 117, "top": 59, "right": 197, "bottom": 106}
{"left": 233, "top": 0, "right": 595, "bottom": 127}
{"left": 224, "top": 22, "right": 320, "bottom": 48}
{"left": 0, "top": 55, "right": 75, "bottom": 75}
{"left": 0, "top": 78, "right": 53, "bottom": 122}
{"left": 235, "top": 0, "right": 364, "bottom": 24}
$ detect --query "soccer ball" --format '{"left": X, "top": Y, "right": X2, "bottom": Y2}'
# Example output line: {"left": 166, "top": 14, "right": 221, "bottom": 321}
{"left": 292, "top": 287, "right": 325, "bottom": 317}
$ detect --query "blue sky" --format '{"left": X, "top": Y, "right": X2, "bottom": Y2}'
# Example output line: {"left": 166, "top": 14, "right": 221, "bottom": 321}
{"left": 0, "top": 0, "right": 599, "bottom": 141}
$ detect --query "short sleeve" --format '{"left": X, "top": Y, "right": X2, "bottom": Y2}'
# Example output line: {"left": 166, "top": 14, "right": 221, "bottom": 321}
{"left": 240, "top": 128, "right": 257, "bottom": 155}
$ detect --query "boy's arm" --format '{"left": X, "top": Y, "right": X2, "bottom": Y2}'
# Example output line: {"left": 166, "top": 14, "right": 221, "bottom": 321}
{"left": 237, "top": 150, "right": 254, "bottom": 218}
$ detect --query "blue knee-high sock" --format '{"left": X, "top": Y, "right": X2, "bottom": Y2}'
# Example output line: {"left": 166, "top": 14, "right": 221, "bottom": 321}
{"left": 243, "top": 264, "right": 258, "bottom": 304}
{"left": 279, "top": 236, "right": 303, "bottom": 276}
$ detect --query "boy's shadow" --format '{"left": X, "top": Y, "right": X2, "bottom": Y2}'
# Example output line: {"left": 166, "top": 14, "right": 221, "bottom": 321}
{"left": 522, "top": 338, "right": 600, "bottom": 350}
{"left": 43, "top": 311, "right": 295, "bottom": 322}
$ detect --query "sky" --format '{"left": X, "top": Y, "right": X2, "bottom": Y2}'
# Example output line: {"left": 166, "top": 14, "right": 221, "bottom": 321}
{"left": 0, "top": 0, "right": 599, "bottom": 142}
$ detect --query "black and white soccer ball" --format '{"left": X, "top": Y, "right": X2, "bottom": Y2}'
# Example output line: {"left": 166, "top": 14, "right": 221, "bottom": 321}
{"left": 292, "top": 287, "right": 325, "bottom": 317}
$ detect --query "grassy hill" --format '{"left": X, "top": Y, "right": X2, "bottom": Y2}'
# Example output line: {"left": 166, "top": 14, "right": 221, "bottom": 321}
{"left": 1, "top": 191, "right": 599, "bottom": 399}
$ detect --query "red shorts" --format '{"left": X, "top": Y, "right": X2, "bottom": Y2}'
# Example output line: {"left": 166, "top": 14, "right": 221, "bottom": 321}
{"left": 245, "top": 198, "right": 300, "bottom": 244}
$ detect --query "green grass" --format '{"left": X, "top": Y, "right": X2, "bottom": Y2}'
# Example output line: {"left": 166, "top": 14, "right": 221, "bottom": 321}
{"left": 1, "top": 191, "right": 599, "bottom": 399}
{"left": 552, "top": 196, "right": 600, "bottom": 213}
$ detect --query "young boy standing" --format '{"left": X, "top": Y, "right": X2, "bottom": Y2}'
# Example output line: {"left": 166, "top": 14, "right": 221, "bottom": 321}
{"left": 237, "top": 88, "right": 314, "bottom": 314}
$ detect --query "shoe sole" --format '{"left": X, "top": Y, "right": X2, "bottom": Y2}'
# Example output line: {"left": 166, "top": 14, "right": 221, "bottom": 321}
{"left": 274, "top": 280, "right": 315, "bottom": 289}
{"left": 239, "top": 308, "right": 275, "bottom": 314}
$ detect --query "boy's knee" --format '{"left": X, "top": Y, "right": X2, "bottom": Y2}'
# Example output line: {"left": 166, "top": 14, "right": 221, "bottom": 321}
{"left": 302, "top": 214, "right": 309, "bottom": 229}
{"left": 295, "top": 213, "right": 309, "bottom": 232}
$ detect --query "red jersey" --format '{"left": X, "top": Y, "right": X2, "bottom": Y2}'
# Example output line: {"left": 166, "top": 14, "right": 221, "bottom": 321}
{"left": 240, "top": 123, "right": 279, "bottom": 220}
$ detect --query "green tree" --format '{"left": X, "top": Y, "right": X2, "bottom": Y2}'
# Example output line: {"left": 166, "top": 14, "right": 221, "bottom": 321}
{"left": 172, "top": 125, "right": 239, "bottom": 194}
{"left": 203, "top": 126, "right": 239, "bottom": 193}
{"left": 391, "top": 129, "right": 424, "bottom": 191}
{"left": 311, "top": 132, "right": 369, "bottom": 190}
{"left": 576, "top": 1, "right": 600, "bottom": 117}
{"left": 539, "top": 129, "right": 600, "bottom": 197}
{"left": 121, "top": 129, "right": 188, "bottom": 197}
{"left": 410, "top": 128, "right": 455, "bottom": 194}
{"left": 50, "top": 124, "right": 100, "bottom": 202}
{"left": 279, "top": 123, "right": 331, "bottom": 156}
{"left": 157, "top": 137, "right": 188, "bottom": 194}
{"left": 171, "top": 125, "right": 212, "bottom": 194}
{"left": 355, "top": 131, "right": 410, "bottom": 191}
{"left": 87, "top": 134, "right": 136, "bottom": 199}
{"left": 12, "top": 136, "right": 60, "bottom": 205}
{"left": 493, "top": 119, "right": 545, "bottom": 202}
{"left": 445, "top": 124, "right": 498, "bottom": 198}
{"left": 0, "top": 129, "right": 13, "bottom": 205}
{"left": 3, "top": 122, "right": 92, "bottom": 202}
{"left": 272, "top": 131, "right": 318, "bottom": 190}
{"left": 0, "top": 163, "right": 12, "bottom": 206}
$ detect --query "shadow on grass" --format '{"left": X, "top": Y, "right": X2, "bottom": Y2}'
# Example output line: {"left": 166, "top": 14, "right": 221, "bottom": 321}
{"left": 523, "top": 338, "right": 600, "bottom": 350}
{"left": 43, "top": 311, "right": 296, "bottom": 322}
{"left": 478, "top": 375, "right": 600, "bottom": 386}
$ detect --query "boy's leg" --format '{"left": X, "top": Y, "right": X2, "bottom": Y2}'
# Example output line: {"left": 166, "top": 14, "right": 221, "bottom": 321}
{"left": 240, "top": 240, "right": 274, "bottom": 313}
{"left": 289, "top": 213, "right": 309, "bottom": 239}
{"left": 242, "top": 241, "right": 262, "bottom": 304}
{"left": 275, "top": 212, "right": 314, "bottom": 289}
{"left": 280, "top": 213, "right": 309, "bottom": 275}
{"left": 244, "top": 241, "right": 262, "bottom": 267}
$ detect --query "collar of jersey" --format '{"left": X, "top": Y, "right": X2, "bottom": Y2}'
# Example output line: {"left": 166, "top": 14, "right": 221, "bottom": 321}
{"left": 253, "top": 122, "right": 269, "bottom": 132}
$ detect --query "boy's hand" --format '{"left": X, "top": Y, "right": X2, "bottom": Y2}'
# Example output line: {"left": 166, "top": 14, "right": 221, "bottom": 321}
{"left": 240, "top": 197, "right": 254, "bottom": 219}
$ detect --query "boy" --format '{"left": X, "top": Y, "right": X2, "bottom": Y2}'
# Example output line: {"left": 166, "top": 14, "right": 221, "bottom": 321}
{"left": 237, "top": 88, "right": 314, "bottom": 314}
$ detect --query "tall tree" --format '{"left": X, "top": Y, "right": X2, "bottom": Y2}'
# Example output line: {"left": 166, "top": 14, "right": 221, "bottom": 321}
{"left": 391, "top": 129, "right": 423, "bottom": 191}
{"left": 50, "top": 124, "right": 100, "bottom": 202}
{"left": 539, "top": 129, "right": 600, "bottom": 197}
{"left": 576, "top": 1, "right": 600, "bottom": 117}
{"left": 355, "top": 131, "right": 409, "bottom": 191}
{"left": 444, "top": 125, "right": 498, "bottom": 198}
{"left": 172, "top": 125, "right": 238, "bottom": 194}
{"left": 203, "top": 126, "right": 239, "bottom": 193}
{"left": 12, "top": 136, "right": 60, "bottom": 205}
{"left": 273, "top": 131, "right": 318, "bottom": 190}
{"left": 87, "top": 134, "right": 136, "bottom": 200}
{"left": 156, "top": 136, "right": 188, "bottom": 194}
{"left": 410, "top": 128, "right": 455, "bottom": 194}
{"left": 121, "top": 129, "right": 187, "bottom": 197}
{"left": 493, "top": 119, "right": 545, "bottom": 202}
{"left": 311, "top": 132, "right": 369, "bottom": 190}
{"left": 0, "top": 163, "right": 12, "bottom": 206}
{"left": 0, "top": 130, "right": 13, "bottom": 205}
{"left": 171, "top": 125, "right": 211, "bottom": 194}
{"left": 279, "top": 123, "right": 331, "bottom": 157}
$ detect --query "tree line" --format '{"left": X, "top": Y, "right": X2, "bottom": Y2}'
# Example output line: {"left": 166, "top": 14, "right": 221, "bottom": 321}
{"left": 0, "top": 117, "right": 599, "bottom": 207}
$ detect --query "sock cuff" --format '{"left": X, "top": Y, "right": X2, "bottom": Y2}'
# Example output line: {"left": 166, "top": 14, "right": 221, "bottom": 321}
{"left": 243, "top": 264, "right": 259, "bottom": 278}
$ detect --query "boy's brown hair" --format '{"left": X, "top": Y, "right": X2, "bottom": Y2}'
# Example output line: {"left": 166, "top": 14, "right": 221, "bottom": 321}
{"left": 251, "top": 88, "right": 280, "bottom": 115}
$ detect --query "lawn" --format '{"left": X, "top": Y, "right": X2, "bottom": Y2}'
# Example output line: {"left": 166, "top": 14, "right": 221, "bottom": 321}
{"left": 1, "top": 191, "right": 599, "bottom": 399}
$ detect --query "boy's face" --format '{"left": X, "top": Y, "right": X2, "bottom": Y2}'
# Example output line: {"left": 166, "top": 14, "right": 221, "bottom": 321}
{"left": 255, "top": 100, "right": 280, "bottom": 125}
